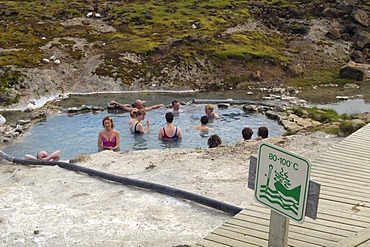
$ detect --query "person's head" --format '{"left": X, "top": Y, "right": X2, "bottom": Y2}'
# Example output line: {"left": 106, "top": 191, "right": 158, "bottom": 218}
{"left": 130, "top": 109, "right": 138, "bottom": 118}
{"left": 242, "top": 127, "right": 253, "bottom": 140}
{"left": 165, "top": 112, "right": 174, "bottom": 123}
{"left": 200, "top": 115, "right": 209, "bottom": 125}
{"left": 134, "top": 99, "right": 145, "bottom": 109}
{"left": 37, "top": 150, "right": 48, "bottom": 160}
{"left": 171, "top": 100, "right": 181, "bottom": 111}
{"left": 205, "top": 104, "right": 214, "bottom": 115}
{"left": 257, "top": 126, "right": 269, "bottom": 139}
{"left": 136, "top": 109, "right": 147, "bottom": 120}
{"left": 208, "top": 135, "right": 222, "bottom": 148}
{"left": 102, "top": 116, "right": 114, "bottom": 129}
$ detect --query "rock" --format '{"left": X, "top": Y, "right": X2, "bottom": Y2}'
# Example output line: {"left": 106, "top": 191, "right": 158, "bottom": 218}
{"left": 265, "top": 110, "right": 280, "bottom": 121}
{"left": 67, "top": 107, "right": 79, "bottom": 113}
{"left": 350, "top": 119, "right": 366, "bottom": 131}
{"left": 325, "top": 28, "right": 341, "bottom": 40}
{"left": 69, "top": 153, "right": 92, "bottom": 164}
{"left": 81, "top": 19, "right": 91, "bottom": 25}
{"left": 352, "top": 30, "right": 370, "bottom": 50}
{"left": 217, "top": 103, "right": 229, "bottom": 109}
{"left": 0, "top": 115, "right": 6, "bottom": 126}
{"left": 242, "top": 105, "right": 258, "bottom": 113}
{"left": 339, "top": 63, "right": 365, "bottom": 81}
{"left": 30, "top": 110, "right": 47, "bottom": 120}
{"left": 17, "top": 119, "right": 31, "bottom": 125}
{"left": 350, "top": 50, "right": 364, "bottom": 63}
{"left": 15, "top": 125, "right": 23, "bottom": 133}
{"left": 351, "top": 9, "right": 370, "bottom": 27}
{"left": 336, "top": 96, "right": 349, "bottom": 100}
{"left": 343, "top": 83, "right": 360, "bottom": 89}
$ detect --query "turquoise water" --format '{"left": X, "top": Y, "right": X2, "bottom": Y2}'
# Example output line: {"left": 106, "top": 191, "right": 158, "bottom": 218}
{"left": 3, "top": 104, "right": 285, "bottom": 160}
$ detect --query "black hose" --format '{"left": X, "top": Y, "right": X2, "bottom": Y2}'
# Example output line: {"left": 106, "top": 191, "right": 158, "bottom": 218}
{"left": 0, "top": 150, "right": 243, "bottom": 215}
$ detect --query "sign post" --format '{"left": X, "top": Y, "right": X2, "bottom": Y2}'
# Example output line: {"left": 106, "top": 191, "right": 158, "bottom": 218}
{"left": 255, "top": 142, "right": 312, "bottom": 246}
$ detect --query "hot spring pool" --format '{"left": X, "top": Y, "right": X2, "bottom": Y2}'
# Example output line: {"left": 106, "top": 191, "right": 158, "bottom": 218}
{"left": 3, "top": 104, "right": 285, "bottom": 159}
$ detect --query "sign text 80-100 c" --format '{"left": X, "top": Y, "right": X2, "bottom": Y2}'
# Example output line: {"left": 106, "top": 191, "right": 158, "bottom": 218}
{"left": 269, "top": 153, "right": 298, "bottom": 171}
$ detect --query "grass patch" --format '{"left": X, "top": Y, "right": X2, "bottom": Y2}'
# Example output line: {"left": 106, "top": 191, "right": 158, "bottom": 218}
{"left": 286, "top": 67, "right": 354, "bottom": 87}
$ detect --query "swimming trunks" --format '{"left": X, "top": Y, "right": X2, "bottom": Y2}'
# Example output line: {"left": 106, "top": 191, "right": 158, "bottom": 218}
{"left": 102, "top": 136, "right": 116, "bottom": 148}
{"left": 162, "top": 127, "right": 178, "bottom": 140}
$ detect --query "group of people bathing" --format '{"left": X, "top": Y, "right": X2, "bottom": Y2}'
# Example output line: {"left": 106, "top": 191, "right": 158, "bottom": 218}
{"left": 24, "top": 99, "right": 268, "bottom": 161}
{"left": 98, "top": 99, "right": 219, "bottom": 151}
{"left": 98, "top": 98, "right": 269, "bottom": 151}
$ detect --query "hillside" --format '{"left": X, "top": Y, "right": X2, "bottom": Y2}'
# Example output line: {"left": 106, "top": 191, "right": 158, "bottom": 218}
{"left": 0, "top": 0, "right": 369, "bottom": 106}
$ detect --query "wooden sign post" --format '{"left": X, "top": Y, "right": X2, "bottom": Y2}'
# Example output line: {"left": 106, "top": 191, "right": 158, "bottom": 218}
{"left": 248, "top": 142, "right": 320, "bottom": 246}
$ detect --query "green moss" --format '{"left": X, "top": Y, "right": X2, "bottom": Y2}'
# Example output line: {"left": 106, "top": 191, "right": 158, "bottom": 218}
{"left": 287, "top": 67, "right": 354, "bottom": 87}
{"left": 211, "top": 31, "right": 288, "bottom": 62}
{"left": 0, "top": 67, "right": 25, "bottom": 105}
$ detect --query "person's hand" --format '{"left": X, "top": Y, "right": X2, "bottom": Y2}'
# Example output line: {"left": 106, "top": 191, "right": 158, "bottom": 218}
{"left": 147, "top": 120, "right": 150, "bottom": 126}
{"left": 110, "top": 100, "right": 117, "bottom": 105}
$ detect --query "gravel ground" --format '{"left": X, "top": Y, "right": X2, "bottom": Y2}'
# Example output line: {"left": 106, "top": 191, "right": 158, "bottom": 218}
{"left": 0, "top": 131, "right": 343, "bottom": 247}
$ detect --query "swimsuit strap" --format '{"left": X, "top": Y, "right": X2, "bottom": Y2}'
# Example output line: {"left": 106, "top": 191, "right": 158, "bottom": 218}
{"left": 174, "top": 127, "right": 178, "bottom": 138}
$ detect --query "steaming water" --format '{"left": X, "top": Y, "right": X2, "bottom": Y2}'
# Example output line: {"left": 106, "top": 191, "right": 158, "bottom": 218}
{"left": 3, "top": 105, "right": 285, "bottom": 160}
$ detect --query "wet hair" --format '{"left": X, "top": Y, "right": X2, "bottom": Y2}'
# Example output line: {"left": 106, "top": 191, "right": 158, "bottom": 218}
{"left": 136, "top": 109, "right": 146, "bottom": 117}
{"left": 165, "top": 112, "right": 174, "bottom": 123}
{"left": 102, "top": 116, "right": 114, "bottom": 128}
{"left": 208, "top": 135, "right": 222, "bottom": 148}
{"left": 130, "top": 109, "right": 138, "bottom": 117}
{"left": 257, "top": 126, "right": 269, "bottom": 139}
{"left": 242, "top": 127, "right": 253, "bottom": 140}
{"left": 200, "top": 116, "right": 209, "bottom": 125}
{"left": 171, "top": 99, "right": 179, "bottom": 106}
{"left": 205, "top": 104, "right": 214, "bottom": 112}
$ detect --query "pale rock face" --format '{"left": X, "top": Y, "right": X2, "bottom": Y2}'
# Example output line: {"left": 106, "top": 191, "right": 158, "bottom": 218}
{"left": 0, "top": 115, "right": 6, "bottom": 126}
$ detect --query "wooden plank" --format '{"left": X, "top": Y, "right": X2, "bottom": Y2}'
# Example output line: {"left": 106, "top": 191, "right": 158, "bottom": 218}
{"left": 246, "top": 204, "right": 366, "bottom": 232}
{"left": 214, "top": 225, "right": 269, "bottom": 245}
{"left": 312, "top": 160, "right": 370, "bottom": 174}
{"left": 234, "top": 210, "right": 363, "bottom": 236}
{"left": 314, "top": 204, "right": 370, "bottom": 222}
{"left": 318, "top": 194, "right": 370, "bottom": 208}
{"left": 319, "top": 190, "right": 370, "bottom": 204}
{"left": 221, "top": 224, "right": 325, "bottom": 247}
{"left": 312, "top": 174, "right": 370, "bottom": 188}
{"left": 313, "top": 165, "right": 370, "bottom": 179}
{"left": 317, "top": 185, "right": 370, "bottom": 198}
{"left": 205, "top": 229, "right": 262, "bottom": 247}
{"left": 196, "top": 238, "right": 232, "bottom": 247}
{"left": 330, "top": 227, "right": 370, "bottom": 247}
{"left": 316, "top": 212, "right": 370, "bottom": 228}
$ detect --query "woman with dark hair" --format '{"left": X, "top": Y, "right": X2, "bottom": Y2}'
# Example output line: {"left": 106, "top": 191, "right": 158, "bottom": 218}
{"left": 158, "top": 112, "right": 183, "bottom": 140}
{"left": 242, "top": 127, "right": 253, "bottom": 140}
{"left": 257, "top": 126, "right": 269, "bottom": 139}
{"left": 98, "top": 116, "right": 120, "bottom": 151}
{"left": 207, "top": 135, "right": 222, "bottom": 148}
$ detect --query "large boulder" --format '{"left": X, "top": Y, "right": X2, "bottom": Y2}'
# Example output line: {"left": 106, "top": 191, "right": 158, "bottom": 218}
{"left": 339, "top": 62, "right": 365, "bottom": 81}
{"left": 352, "top": 30, "right": 370, "bottom": 50}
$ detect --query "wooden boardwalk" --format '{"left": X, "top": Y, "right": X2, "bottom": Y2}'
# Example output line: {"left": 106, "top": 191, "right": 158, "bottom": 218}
{"left": 197, "top": 123, "right": 370, "bottom": 247}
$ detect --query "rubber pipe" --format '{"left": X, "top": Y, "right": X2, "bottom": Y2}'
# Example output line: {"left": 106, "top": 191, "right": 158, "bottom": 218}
{"left": 0, "top": 150, "right": 243, "bottom": 215}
